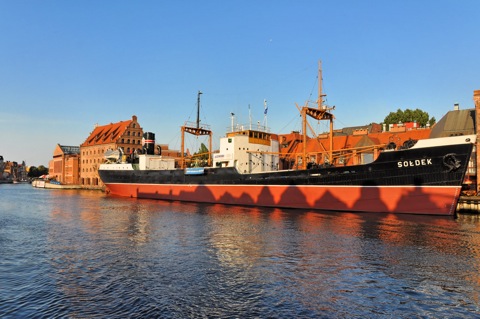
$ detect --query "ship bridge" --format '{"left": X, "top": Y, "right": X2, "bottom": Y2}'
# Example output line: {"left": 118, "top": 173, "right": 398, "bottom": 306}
{"left": 214, "top": 123, "right": 280, "bottom": 174}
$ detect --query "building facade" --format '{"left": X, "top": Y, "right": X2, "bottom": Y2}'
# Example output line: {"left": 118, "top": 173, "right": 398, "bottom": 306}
{"left": 49, "top": 144, "right": 80, "bottom": 184}
{"left": 80, "top": 115, "right": 144, "bottom": 187}
{"left": 475, "top": 90, "right": 480, "bottom": 193}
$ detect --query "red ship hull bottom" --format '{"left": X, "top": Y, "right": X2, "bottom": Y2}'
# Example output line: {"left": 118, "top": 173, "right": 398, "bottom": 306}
{"left": 104, "top": 183, "right": 461, "bottom": 216}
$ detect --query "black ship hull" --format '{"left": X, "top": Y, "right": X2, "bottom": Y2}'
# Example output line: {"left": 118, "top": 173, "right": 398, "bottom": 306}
{"left": 99, "top": 136, "right": 474, "bottom": 216}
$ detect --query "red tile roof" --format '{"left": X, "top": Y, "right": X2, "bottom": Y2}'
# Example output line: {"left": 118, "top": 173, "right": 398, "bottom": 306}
{"left": 81, "top": 119, "right": 133, "bottom": 147}
{"left": 280, "top": 128, "right": 432, "bottom": 155}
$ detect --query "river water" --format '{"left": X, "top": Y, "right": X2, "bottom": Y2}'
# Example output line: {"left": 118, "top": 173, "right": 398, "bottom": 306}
{"left": 1, "top": 184, "right": 480, "bottom": 318}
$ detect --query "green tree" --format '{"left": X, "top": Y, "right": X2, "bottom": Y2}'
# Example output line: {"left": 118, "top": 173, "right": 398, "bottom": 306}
{"left": 27, "top": 166, "right": 38, "bottom": 177}
{"left": 37, "top": 165, "right": 49, "bottom": 175}
{"left": 27, "top": 165, "right": 48, "bottom": 177}
{"left": 195, "top": 143, "right": 209, "bottom": 159}
{"left": 383, "top": 108, "right": 435, "bottom": 129}
{"left": 191, "top": 143, "right": 209, "bottom": 167}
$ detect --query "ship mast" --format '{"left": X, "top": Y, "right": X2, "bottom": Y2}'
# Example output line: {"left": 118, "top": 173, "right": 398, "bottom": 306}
{"left": 180, "top": 91, "right": 212, "bottom": 168}
{"left": 318, "top": 60, "right": 326, "bottom": 110}
{"left": 318, "top": 60, "right": 322, "bottom": 110}
{"left": 301, "top": 60, "right": 334, "bottom": 169}
{"left": 196, "top": 91, "right": 202, "bottom": 128}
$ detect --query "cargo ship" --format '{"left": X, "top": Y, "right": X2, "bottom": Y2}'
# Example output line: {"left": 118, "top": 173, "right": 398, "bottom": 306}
{"left": 99, "top": 125, "right": 474, "bottom": 216}
{"left": 99, "top": 64, "right": 475, "bottom": 216}
{"left": 99, "top": 93, "right": 475, "bottom": 216}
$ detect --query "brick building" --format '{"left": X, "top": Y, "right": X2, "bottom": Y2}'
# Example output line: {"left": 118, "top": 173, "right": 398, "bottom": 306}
{"left": 279, "top": 122, "right": 432, "bottom": 169}
{"left": 80, "top": 115, "right": 144, "bottom": 187}
{"left": 475, "top": 90, "right": 480, "bottom": 192}
{"left": 49, "top": 144, "right": 80, "bottom": 184}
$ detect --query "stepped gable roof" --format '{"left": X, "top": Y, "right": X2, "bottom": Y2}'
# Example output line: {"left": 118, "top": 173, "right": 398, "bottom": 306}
{"left": 81, "top": 118, "right": 133, "bottom": 147}
{"left": 429, "top": 108, "right": 475, "bottom": 138}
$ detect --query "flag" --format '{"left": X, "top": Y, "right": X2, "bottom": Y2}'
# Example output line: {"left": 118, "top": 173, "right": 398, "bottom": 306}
{"left": 264, "top": 99, "right": 268, "bottom": 115}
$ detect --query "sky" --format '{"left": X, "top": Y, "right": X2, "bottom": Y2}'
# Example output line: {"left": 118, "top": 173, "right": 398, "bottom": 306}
{"left": 0, "top": 0, "right": 479, "bottom": 167}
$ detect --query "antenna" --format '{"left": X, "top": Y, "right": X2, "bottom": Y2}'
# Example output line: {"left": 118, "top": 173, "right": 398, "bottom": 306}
{"left": 249, "top": 104, "right": 252, "bottom": 130}
{"left": 263, "top": 99, "right": 268, "bottom": 129}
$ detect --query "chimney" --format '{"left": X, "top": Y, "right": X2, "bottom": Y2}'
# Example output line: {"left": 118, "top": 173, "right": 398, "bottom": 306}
{"left": 454, "top": 103, "right": 460, "bottom": 111}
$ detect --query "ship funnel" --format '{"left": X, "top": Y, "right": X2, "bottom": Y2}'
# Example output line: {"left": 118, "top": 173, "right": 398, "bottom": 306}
{"left": 143, "top": 132, "right": 155, "bottom": 155}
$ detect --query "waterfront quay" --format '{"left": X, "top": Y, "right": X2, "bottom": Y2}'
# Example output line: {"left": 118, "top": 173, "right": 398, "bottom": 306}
{"left": 458, "top": 196, "right": 480, "bottom": 213}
